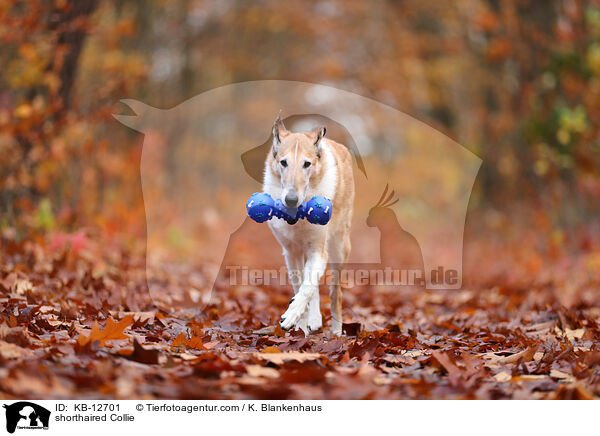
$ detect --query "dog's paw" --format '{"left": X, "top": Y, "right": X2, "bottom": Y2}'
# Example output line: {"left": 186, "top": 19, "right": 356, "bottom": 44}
{"left": 331, "top": 319, "right": 343, "bottom": 337}
{"left": 296, "top": 311, "right": 310, "bottom": 337}
{"left": 280, "top": 297, "right": 309, "bottom": 332}
{"left": 307, "top": 313, "right": 322, "bottom": 333}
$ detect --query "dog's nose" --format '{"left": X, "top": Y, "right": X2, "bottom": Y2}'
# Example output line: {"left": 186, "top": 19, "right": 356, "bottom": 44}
{"left": 284, "top": 192, "right": 299, "bottom": 208}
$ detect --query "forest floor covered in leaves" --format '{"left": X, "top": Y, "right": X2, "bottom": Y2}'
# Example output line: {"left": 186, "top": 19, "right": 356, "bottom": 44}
{"left": 1, "top": 226, "right": 600, "bottom": 400}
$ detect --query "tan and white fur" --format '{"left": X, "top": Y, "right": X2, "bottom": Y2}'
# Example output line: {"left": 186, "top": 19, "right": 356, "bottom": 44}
{"left": 263, "top": 113, "right": 354, "bottom": 336}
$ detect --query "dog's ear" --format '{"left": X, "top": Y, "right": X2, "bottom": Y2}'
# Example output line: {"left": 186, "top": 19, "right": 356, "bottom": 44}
{"left": 313, "top": 126, "right": 326, "bottom": 158}
{"left": 272, "top": 111, "right": 288, "bottom": 157}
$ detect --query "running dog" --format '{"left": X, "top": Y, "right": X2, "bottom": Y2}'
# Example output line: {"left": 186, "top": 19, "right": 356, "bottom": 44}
{"left": 263, "top": 112, "right": 354, "bottom": 336}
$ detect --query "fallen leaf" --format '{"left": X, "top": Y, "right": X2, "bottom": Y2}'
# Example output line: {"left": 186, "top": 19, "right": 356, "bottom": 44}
{"left": 0, "top": 340, "right": 34, "bottom": 359}
{"left": 246, "top": 365, "right": 280, "bottom": 379}
{"left": 0, "top": 324, "right": 33, "bottom": 347}
{"left": 121, "top": 339, "right": 161, "bottom": 365}
{"left": 255, "top": 352, "right": 321, "bottom": 365}
{"left": 77, "top": 316, "right": 134, "bottom": 347}
{"left": 564, "top": 328, "right": 584, "bottom": 342}
{"left": 171, "top": 333, "right": 205, "bottom": 351}
{"left": 493, "top": 370, "right": 512, "bottom": 382}
{"left": 549, "top": 369, "right": 574, "bottom": 382}
{"left": 14, "top": 279, "right": 33, "bottom": 295}
{"left": 342, "top": 322, "right": 361, "bottom": 336}
{"left": 550, "top": 383, "right": 596, "bottom": 399}
{"left": 498, "top": 345, "right": 538, "bottom": 364}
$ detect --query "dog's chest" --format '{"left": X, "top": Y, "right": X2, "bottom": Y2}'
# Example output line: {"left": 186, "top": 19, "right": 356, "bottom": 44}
{"left": 268, "top": 219, "right": 327, "bottom": 252}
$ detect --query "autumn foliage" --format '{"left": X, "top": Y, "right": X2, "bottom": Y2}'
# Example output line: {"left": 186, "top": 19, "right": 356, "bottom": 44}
{"left": 1, "top": 1, "right": 600, "bottom": 399}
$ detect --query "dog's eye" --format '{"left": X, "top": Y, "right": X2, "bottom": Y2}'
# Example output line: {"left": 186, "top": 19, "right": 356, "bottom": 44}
{"left": 303, "top": 161, "right": 311, "bottom": 168}
{"left": 280, "top": 160, "right": 287, "bottom": 167}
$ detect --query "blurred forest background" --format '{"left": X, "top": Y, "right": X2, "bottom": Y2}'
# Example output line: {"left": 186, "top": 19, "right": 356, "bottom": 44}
{"left": 2, "top": 0, "right": 600, "bottom": 270}
{"left": 3, "top": 0, "right": 600, "bottom": 401}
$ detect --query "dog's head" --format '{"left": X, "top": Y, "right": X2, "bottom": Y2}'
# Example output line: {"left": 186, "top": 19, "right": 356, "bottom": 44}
{"left": 268, "top": 112, "right": 326, "bottom": 208}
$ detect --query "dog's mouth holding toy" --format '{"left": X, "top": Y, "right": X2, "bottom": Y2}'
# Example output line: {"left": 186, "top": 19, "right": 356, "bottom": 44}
{"left": 281, "top": 202, "right": 299, "bottom": 217}
{"left": 246, "top": 192, "right": 332, "bottom": 225}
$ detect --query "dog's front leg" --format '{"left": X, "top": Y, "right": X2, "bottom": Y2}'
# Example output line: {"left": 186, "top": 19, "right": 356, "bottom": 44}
{"left": 307, "top": 285, "right": 322, "bottom": 332}
{"left": 282, "top": 250, "right": 309, "bottom": 331}
{"left": 280, "top": 250, "right": 327, "bottom": 334}
{"left": 283, "top": 250, "right": 303, "bottom": 295}
{"left": 328, "top": 233, "right": 350, "bottom": 336}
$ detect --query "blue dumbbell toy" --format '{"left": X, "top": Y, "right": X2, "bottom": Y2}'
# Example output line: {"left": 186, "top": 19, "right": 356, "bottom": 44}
{"left": 246, "top": 192, "right": 332, "bottom": 225}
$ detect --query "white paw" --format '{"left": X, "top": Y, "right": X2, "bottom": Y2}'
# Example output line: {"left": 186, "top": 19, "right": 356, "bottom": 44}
{"left": 308, "top": 311, "right": 322, "bottom": 332}
{"left": 296, "top": 310, "right": 310, "bottom": 337}
{"left": 331, "top": 320, "right": 342, "bottom": 337}
{"left": 280, "top": 296, "right": 309, "bottom": 332}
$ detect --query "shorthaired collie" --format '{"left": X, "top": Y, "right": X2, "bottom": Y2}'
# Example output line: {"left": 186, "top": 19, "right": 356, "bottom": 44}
{"left": 263, "top": 113, "right": 355, "bottom": 336}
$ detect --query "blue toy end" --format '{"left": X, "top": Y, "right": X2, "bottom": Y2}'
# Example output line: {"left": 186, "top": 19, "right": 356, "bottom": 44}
{"left": 304, "top": 196, "right": 332, "bottom": 225}
{"left": 247, "top": 192, "right": 275, "bottom": 223}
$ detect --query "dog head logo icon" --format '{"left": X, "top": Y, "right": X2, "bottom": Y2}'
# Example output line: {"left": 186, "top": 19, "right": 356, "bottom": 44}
{"left": 3, "top": 402, "right": 50, "bottom": 433}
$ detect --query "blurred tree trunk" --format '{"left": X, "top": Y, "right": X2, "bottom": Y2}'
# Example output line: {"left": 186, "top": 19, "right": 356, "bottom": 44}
{"left": 49, "top": 0, "right": 100, "bottom": 112}
{"left": 7, "top": 0, "right": 99, "bottom": 226}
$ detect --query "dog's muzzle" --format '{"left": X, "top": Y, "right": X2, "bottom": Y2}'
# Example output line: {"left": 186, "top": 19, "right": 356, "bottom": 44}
{"left": 284, "top": 191, "right": 299, "bottom": 208}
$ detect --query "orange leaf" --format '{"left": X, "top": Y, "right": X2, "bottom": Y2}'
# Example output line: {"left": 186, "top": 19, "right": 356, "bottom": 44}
{"left": 78, "top": 316, "right": 134, "bottom": 347}
{"left": 171, "top": 333, "right": 205, "bottom": 350}
{"left": 171, "top": 333, "right": 187, "bottom": 350}
{"left": 185, "top": 336, "right": 204, "bottom": 350}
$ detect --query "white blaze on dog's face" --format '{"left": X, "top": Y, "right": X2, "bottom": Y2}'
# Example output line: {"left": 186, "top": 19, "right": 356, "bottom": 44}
{"left": 270, "top": 115, "right": 326, "bottom": 208}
